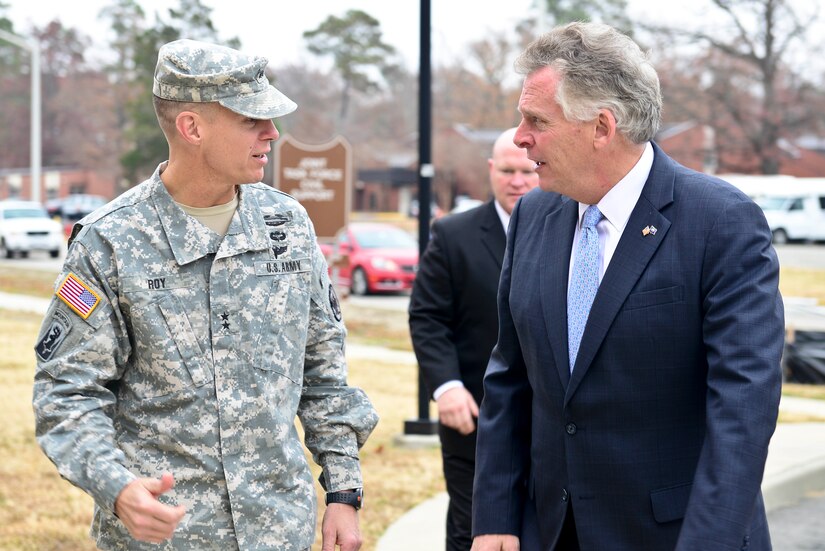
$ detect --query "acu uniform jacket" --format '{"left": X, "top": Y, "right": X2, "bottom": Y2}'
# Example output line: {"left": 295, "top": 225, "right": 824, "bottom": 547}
{"left": 33, "top": 165, "right": 378, "bottom": 551}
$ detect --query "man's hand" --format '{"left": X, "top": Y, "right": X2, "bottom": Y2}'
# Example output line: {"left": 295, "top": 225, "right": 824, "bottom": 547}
{"left": 471, "top": 534, "right": 520, "bottom": 550}
{"left": 437, "top": 386, "right": 479, "bottom": 435}
{"left": 114, "top": 472, "right": 186, "bottom": 544}
{"left": 321, "top": 503, "right": 361, "bottom": 551}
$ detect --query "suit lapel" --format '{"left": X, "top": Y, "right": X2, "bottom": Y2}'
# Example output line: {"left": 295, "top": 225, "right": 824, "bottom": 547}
{"left": 541, "top": 198, "right": 578, "bottom": 389}
{"left": 479, "top": 201, "right": 506, "bottom": 269}
{"left": 565, "top": 145, "right": 676, "bottom": 404}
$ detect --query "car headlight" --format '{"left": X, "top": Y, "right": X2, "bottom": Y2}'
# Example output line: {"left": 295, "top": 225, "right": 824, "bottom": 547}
{"left": 370, "top": 257, "right": 399, "bottom": 271}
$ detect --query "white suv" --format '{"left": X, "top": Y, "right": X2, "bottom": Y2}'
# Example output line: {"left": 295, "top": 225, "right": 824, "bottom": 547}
{"left": 0, "top": 200, "right": 64, "bottom": 258}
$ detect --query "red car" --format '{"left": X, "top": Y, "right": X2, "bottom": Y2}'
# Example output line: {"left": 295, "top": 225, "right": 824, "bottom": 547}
{"left": 327, "top": 222, "right": 418, "bottom": 295}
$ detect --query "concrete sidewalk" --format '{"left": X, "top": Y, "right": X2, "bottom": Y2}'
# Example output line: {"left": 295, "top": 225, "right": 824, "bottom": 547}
{"left": 377, "top": 396, "right": 825, "bottom": 551}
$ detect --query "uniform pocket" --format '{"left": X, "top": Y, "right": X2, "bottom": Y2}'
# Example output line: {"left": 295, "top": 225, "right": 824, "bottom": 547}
{"left": 252, "top": 274, "right": 311, "bottom": 384}
{"left": 127, "top": 294, "right": 213, "bottom": 398}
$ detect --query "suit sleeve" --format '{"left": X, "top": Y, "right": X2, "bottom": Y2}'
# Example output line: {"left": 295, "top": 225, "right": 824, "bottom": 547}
{"left": 472, "top": 201, "right": 533, "bottom": 538}
{"left": 676, "top": 198, "right": 784, "bottom": 550}
{"left": 408, "top": 220, "right": 462, "bottom": 396}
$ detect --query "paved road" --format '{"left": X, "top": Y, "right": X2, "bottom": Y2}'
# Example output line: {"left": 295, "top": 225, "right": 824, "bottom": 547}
{"left": 769, "top": 491, "right": 825, "bottom": 550}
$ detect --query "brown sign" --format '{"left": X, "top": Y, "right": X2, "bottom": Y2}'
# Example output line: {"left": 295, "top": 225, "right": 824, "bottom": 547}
{"left": 275, "top": 135, "right": 351, "bottom": 240}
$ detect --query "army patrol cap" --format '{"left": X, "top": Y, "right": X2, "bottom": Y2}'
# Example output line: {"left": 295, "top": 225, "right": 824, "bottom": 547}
{"left": 153, "top": 38, "right": 297, "bottom": 119}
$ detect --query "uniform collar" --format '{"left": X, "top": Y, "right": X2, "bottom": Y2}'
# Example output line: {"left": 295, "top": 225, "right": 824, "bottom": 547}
{"left": 150, "top": 163, "right": 270, "bottom": 265}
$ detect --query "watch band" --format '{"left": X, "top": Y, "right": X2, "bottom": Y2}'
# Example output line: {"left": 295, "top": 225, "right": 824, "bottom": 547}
{"left": 325, "top": 488, "right": 363, "bottom": 510}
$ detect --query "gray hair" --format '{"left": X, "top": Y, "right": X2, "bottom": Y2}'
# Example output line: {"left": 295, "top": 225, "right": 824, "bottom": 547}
{"left": 515, "top": 22, "right": 662, "bottom": 144}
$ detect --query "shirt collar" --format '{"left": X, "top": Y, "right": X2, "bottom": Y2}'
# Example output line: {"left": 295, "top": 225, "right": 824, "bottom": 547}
{"left": 494, "top": 200, "right": 510, "bottom": 233}
{"left": 578, "top": 141, "right": 654, "bottom": 232}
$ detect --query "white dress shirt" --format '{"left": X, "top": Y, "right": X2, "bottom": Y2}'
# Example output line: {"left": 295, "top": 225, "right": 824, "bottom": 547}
{"left": 568, "top": 142, "right": 654, "bottom": 287}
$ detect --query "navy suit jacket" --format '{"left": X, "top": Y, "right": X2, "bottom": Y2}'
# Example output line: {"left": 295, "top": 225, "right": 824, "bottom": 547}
{"left": 472, "top": 145, "right": 784, "bottom": 550}
{"left": 409, "top": 201, "right": 506, "bottom": 459}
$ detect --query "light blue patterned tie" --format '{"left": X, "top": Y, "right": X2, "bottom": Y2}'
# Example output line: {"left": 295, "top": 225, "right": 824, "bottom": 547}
{"left": 568, "top": 205, "right": 603, "bottom": 371}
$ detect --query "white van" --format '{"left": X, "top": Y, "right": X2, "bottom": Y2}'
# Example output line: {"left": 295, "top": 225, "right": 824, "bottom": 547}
{"left": 755, "top": 193, "right": 825, "bottom": 244}
{"left": 718, "top": 175, "right": 825, "bottom": 245}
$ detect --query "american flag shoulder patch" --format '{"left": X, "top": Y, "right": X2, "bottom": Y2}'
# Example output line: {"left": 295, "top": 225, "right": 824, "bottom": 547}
{"left": 57, "top": 273, "right": 101, "bottom": 319}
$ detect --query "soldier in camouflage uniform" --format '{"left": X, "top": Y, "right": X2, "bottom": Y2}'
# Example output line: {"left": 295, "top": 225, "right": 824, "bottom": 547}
{"left": 32, "top": 39, "right": 378, "bottom": 551}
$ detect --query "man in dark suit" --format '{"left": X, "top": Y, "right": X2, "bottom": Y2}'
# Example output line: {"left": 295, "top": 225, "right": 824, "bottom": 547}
{"left": 471, "top": 22, "right": 784, "bottom": 551}
{"left": 409, "top": 127, "right": 538, "bottom": 551}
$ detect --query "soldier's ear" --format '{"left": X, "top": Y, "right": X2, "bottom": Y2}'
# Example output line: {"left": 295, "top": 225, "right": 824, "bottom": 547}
{"left": 175, "top": 111, "right": 203, "bottom": 145}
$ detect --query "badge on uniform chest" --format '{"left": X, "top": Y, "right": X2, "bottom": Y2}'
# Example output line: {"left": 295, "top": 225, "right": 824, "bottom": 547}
{"left": 254, "top": 258, "right": 310, "bottom": 276}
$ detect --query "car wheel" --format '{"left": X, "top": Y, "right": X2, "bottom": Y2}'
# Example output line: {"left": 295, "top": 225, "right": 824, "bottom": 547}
{"left": 772, "top": 228, "right": 788, "bottom": 245}
{"left": 19, "top": 250, "right": 29, "bottom": 258}
{"left": 351, "top": 267, "right": 370, "bottom": 296}
{"left": 49, "top": 249, "right": 60, "bottom": 259}
{"left": 0, "top": 239, "right": 11, "bottom": 259}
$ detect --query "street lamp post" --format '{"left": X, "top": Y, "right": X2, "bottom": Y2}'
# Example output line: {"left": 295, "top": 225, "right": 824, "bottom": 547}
{"left": 0, "top": 29, "right": 41, "bottom": 203}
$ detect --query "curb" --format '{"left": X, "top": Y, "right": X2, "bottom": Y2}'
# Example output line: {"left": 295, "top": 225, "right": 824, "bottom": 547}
{"left": 763, "top": 455, "right": 825, "bottom": 511}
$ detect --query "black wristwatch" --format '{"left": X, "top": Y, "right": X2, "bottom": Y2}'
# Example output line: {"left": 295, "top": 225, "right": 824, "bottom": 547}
{"left": 325, "top": 488, "right": 363, "bottom": 510}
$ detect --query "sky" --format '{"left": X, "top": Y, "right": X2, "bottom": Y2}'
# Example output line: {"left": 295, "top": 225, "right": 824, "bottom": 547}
{"left": 2, "top": 0, "right": 712, "bottom": 70}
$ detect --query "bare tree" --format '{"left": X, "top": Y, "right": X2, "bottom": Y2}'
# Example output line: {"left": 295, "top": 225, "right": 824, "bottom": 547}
{"left": 646, "top": 0, "right": 822, "bottom": 174}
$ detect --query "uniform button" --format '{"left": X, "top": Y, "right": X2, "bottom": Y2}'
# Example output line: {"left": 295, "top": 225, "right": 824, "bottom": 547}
{"left": 565, "top": 422, "right": 577, "bottom": 435}
{"left": 562, "top": 488, "right": 569, "bottom": 502}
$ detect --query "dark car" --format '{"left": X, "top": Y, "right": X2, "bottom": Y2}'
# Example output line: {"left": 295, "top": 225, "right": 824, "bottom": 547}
{"left": 330, "top": 222, "right": 418, "bottom": 295}
{"left": 45, "top": 194, "right": 108, "bottom": 236}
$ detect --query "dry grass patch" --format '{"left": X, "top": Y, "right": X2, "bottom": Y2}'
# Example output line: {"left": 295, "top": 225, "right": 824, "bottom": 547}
{"left": 782, "top": 382, "right": 825, "bottom": 401}
{"left": 780, "top": 267, "right": 825, "bottom": 305}
{"left": 340, "top": 299, "right": 413, "bottom": 351}
{"left": 307, "top": 356, "right": 442, "bottom": 550}
{"left": 0, "top": 310, "right": 96, "bottom": 551}
{"left": 0, "top": 267, "right": 56, "bottom": 299}
{"left": 777, "top": 411, "right": 825, "bottom": 423}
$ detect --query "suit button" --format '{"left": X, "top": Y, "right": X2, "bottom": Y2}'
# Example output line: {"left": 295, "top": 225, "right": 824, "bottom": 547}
{"left": 565, "top": 422, "right": 577, "bottom": 435}
{"left": 562, "top": 488, "right": 569, "bottom": 502}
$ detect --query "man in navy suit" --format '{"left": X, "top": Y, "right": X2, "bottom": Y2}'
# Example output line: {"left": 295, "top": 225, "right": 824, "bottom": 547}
{"left": 471, "top": 22, "right": 784, "bottom": 551}
{"left": 410, "top": 128, "right": 538, "bottom": 550}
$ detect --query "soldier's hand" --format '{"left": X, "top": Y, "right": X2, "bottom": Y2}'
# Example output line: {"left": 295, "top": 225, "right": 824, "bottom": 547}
{"left": 437, "top": 387, "right": 479, "bottom": 435}
{"left": 114, "top": 472, "right": 186, "bottom": 543}
{"left": 321, "top": 503, "right": 361, "bottom": 551}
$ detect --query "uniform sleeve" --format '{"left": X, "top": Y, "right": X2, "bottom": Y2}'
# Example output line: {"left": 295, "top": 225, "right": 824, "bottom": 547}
{"left": 676, "top": 198, "right": 784, "bottom": 550}
{"left": 32, "top": 239, "right": 137, "bottom": 512}
{"left": 408, "top": 219, "right": 462, "bottom": 397}
{"left": 297, "top": 232, "right": 378, "bottom": 492}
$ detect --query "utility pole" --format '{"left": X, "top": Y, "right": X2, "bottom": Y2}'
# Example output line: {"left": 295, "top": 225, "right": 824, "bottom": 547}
{"left": 0, "top": 29, "right": 41, "bottom": 203}
{"left": 403, "top": 0, "right": 438, "bottom": 437}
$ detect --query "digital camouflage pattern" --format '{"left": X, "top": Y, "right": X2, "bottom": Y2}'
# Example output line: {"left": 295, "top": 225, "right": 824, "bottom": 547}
{"left": 33, "top": 164, "right": 378, "bottom": 550}
{"left": 153, "top": 39, "right": 297, "bottom": 120}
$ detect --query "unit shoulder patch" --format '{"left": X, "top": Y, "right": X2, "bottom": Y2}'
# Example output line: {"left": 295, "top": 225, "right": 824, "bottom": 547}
{"left": 36, "top": 309, "right": 72, "bottom": 361}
